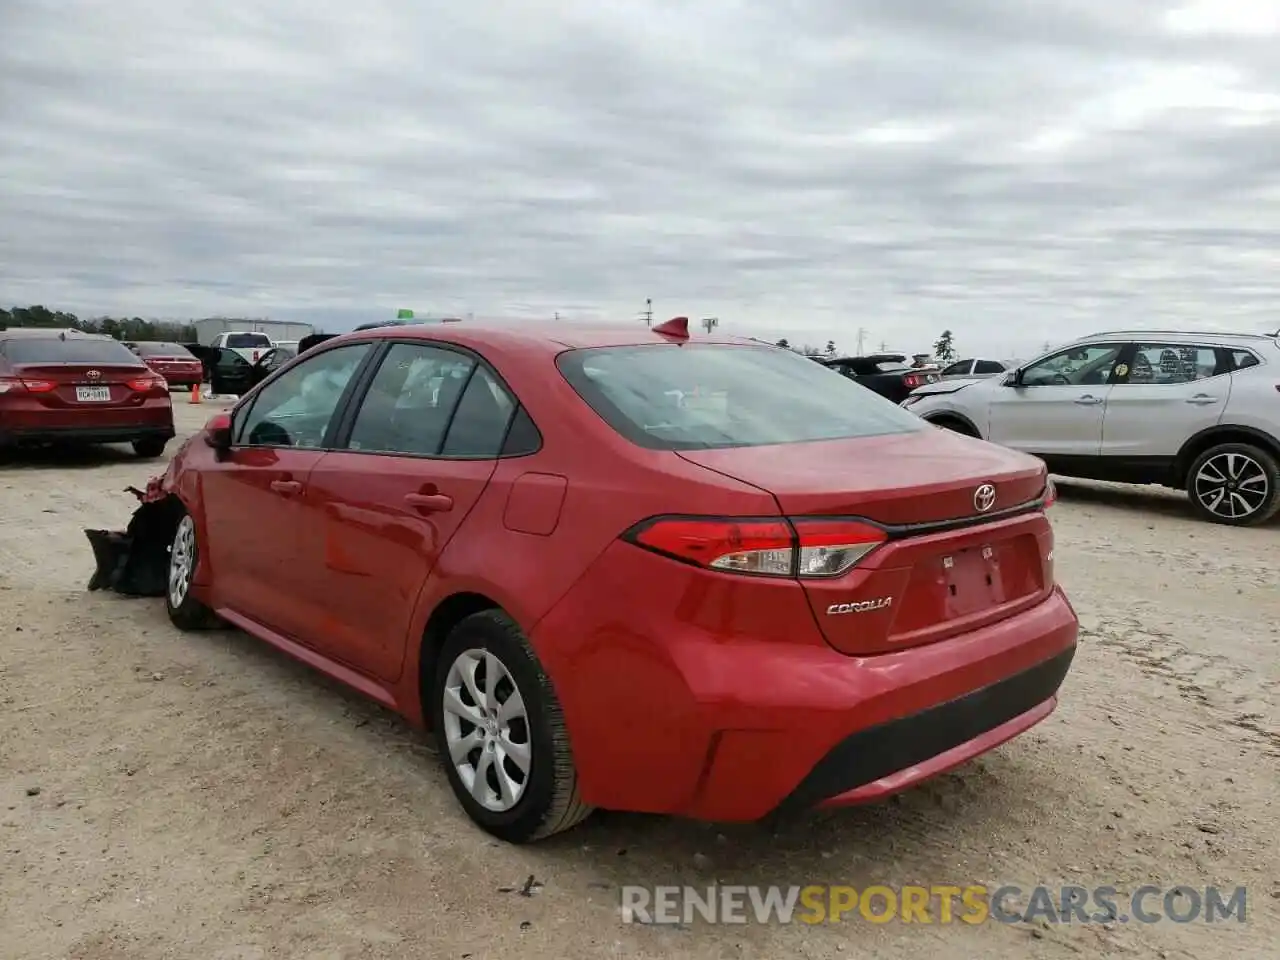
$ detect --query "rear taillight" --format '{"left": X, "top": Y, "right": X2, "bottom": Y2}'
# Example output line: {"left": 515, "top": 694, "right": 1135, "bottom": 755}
{"left": 626, "top": 516, "right": 888, "bottom": 578}
{"left": 0, "top": 377, "right": 55, "bottom": 393}
{"left": 127, "top": 375, "right": 165, "bottom": 391}
{"left": 903, "top": 374, "right": 921, "bottom": 388}
{"left": 1042, "top": 478, "right": 1057, "bottom": 508}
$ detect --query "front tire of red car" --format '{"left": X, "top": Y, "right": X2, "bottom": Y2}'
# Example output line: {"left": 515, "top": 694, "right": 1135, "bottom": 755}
{"left": 431, "top": 610, "right": 593, "bottom": 843}
{"left": 165, "top": 513, "right": 220, "bottom": 631}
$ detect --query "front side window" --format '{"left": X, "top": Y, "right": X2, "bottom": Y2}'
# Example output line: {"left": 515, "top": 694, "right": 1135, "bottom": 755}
{"left": 1020, "top": 344, "right": 1123, "bottom": 387}
{"left": 1125, "top": 344, "right": 1220, "bottom": 384}
{"left": 236, "top": 342, "right": 371, "bottom": 448}
{"left": 557, "top": 343, "right": 926, "bottom": 451}
{"left": 974, "top": 360, "right": 1005, "bottom": 374}
{"left": 346, "top": 343, "right": 477, "bottom": 456}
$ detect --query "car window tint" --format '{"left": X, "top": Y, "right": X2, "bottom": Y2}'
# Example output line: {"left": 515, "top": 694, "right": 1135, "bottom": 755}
{"left": 346, "top": 343, "right": 476, "bottom": 456}
{"left": 225, "top": 333, "right": 272, "bottom": 348}
{"left": 974, "top": 360, "right": 1005, "bottom": 374}
{"left": 942, "top": 360, "right": 971, "bottom": 376}
{"left": 0, "top": 337, "right": 143, "bottom": 365}
{"left": 236, "top": 343, "right": 371, "bottom": 448}
{"left": 1021, "top": 344, "right": 1123, "bottom": 387}
{"left": 135, "top": 342, "right": 195, "bottom": 357}
{"left": 1128, "top": 344, "right": 1218, "bottom": 384}
{"left": 558, "top": 343, "right": 926, "bottom": 451}
{"left": 440, "top": 365, "right": 517, "bottom": 457}
{"left": 501, "top": 406, "right": 542, "bottom": 456}
{"left": 1229, "top": 349, "right": 1260, "bottom": 370}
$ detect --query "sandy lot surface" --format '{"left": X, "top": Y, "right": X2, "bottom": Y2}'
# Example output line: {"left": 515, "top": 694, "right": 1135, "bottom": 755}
{"left": 1, "top": 400, "right": 1276, "bottom": 960}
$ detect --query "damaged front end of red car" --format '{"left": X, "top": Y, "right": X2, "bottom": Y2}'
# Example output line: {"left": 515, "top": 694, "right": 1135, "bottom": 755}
{"left": 84, "top": 475, "right": 184, "bottom": 597}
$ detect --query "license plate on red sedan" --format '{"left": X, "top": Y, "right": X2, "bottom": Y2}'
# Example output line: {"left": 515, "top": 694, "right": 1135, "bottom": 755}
{"left": 942, "top": 548, "right": 999, "bottom": 616}
{"left": 75, "top": 386, "right": 111, "bottom": 402}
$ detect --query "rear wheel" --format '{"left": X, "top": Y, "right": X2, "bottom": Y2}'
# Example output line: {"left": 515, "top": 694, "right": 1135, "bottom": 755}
{"left": 1186, "top": 443, "right": 1280, "bottom": 526}
{"left": 165, "top": 513, "right": 220, "bottom": 629}
{"left": 132, "top": 438, "right": 167, "bottom": 459}
{"left": 431, "top": 610, "right": 592, "bottom": 843}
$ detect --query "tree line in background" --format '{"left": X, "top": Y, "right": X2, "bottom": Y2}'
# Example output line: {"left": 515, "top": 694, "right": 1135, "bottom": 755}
{"left": 1, "top": 304, "right": 200, "bottom": 343}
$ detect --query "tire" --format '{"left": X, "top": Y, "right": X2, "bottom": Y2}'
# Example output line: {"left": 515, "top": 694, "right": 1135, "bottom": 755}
{"left": 430, "top": 610, "right": 593, "bottom": 843}
{"left": 1186, "top": 442, "right": 1280, "bottom": 526}
{"left": 132, "top": 438, "right": 168, "bottom": 459}
{"left": 165, "top": 513, "right": 221, "bottom": 629}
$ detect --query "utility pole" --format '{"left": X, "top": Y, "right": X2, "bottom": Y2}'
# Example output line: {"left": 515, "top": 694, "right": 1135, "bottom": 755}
{"left": 700, "top": 317, "right": 719, "bottom": 335}
{"left": 641, "top": 298, "right": 653, "bottom": 326}
{"left": 855, "top": 327, "right": 867, "bottom": 356}
{"left": 879, "top": 340, "right": 888, "bottom": 352}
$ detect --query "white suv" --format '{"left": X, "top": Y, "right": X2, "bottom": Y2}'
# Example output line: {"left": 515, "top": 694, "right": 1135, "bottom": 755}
{"left": 902, "top": 330, "right": 1280, "bottom": 526}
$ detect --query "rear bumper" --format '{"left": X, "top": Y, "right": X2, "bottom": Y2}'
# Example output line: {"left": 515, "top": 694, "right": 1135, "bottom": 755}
{"left": 0, "top": 424, "right": 175, "bottom": 446}
{"left": 534, "top": 539, "right": 1079, "bottom": 821}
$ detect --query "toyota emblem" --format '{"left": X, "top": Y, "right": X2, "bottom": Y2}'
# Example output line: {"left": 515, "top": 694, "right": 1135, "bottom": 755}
{"left": 973, "top": 483, "right": 997, "bottom": 512}
{"left": 85, "top": 369, "right": 102, "bottom": 381}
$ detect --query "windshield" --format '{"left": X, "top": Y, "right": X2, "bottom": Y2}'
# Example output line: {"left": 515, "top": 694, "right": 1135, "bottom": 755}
{"left": 0, "top": 337, "right": 143, "bottom": 365}
{"left": 135, "top": 342, "right": 195, "bottom": 357}
{"left": 557, "top": 343, "right": 927, "bottom": 450}
{"left": 225, "top": 333, "right": 271, "bottom": 348}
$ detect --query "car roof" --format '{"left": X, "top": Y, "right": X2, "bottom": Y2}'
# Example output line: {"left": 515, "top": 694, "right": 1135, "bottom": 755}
{"left": 325, "top": 320, "right": 757, "bottom": 354}
{"left": 1071, "top": 329, "right": 1280, "bottom": 346}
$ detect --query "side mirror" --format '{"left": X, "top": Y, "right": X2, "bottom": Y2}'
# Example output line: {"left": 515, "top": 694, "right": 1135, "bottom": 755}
{"left": 1004, "top": 369, "right": 1023, "bottom": 386}
{"left": 204, "top": 411, "right": 233, "bottom": 451}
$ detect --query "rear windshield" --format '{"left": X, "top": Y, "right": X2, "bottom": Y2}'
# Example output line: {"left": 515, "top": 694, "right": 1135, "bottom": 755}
{"left": 135, "top": 341, "right": 195, "bottom": 357}
{"left": 225, "top": 333, "right": 271, "bottom": 348}
{"left": 0, "top": 337, "right": 143, "bottom": 365}
{"left": 557, "top": 343, "right": 927, "bottom": 450}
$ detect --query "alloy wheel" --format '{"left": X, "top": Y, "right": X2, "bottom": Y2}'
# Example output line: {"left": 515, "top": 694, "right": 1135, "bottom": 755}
{"left": 168, "top": 515, "right": 195, "bottom": 608}
{"left": 441, "top": 648, "right": 532, "bottom": 813}
{"left": 1193, "top": 452, "right": 1269, "bottom": 521}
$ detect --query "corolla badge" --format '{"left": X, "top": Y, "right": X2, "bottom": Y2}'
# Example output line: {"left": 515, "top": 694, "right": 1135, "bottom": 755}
{"left": 973, "top": 482, "right": 997, "bottom": 512}
{"left": 826, "top": 597, "right": 893, "bottom": 615}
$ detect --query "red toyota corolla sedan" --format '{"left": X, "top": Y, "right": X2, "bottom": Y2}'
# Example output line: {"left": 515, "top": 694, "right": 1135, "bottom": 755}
{"left": 142, "top": 318, "right": 1077, "bottom": 842}
{"left": 0, "top": 329, "right": 174, "bottom": 457}
{"left": 129, "top": 341, "right": 205, "bottom": 390}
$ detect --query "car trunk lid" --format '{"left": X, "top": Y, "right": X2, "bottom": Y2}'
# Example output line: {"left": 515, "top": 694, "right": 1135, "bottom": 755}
{"left": 677, "top": 430, "right": 1055, "bottom": 655}
{"left": 12, "top": 362, "right": 157, "bottom": 409}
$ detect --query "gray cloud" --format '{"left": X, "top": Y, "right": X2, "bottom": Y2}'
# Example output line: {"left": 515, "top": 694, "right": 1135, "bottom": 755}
{"left": 3, "top": 0, "right": 1280, "bottom": 356}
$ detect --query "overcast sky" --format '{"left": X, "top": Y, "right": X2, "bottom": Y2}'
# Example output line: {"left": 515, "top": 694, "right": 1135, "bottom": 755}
{"left": 3, "top": 0, "right": 1280, "bottom": 356}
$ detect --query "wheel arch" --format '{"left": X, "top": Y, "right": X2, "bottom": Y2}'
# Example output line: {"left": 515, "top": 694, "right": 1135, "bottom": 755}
{"left": 417, "top": 591, "right": 504, "bottom": 730}
{"left": 922, "top": 410, "right": 982, "bottom": 437}
{"left": 1173, "top": 425, "right": 1280, "bottom": 485}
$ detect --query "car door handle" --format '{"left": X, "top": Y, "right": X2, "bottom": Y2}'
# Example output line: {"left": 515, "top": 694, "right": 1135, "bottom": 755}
{"left": 1073, "top": 395, "right": 1103, "bottom": 405}
{"left": 1186, "top": 395, "right": 1219, "bottom": 404}
{"left": 404, "top": 492, "right": 453, "bottom": 513}
{"left": 269, "top": 480, "right": 303, "bottom": 496}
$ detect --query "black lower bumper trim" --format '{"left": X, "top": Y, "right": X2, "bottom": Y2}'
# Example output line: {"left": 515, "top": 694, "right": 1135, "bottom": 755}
{"left": 0, "top": 426, "right": 174, "bottom": 446}
{"left": 774, "top": 645, "right": 1076, "bottom": 814}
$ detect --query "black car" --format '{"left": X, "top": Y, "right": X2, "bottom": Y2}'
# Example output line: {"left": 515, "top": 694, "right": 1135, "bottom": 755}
{"left": 821, "top": 354, "right": 940, "bottom": 403}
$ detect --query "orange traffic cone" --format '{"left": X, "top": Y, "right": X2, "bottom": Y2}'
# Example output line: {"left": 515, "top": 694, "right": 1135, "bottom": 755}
{"left": 190, "top": 382, "right": 202, "bottom": 404}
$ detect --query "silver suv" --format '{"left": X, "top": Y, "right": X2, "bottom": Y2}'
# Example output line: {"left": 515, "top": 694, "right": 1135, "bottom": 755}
{"left": 902, "top": 329, "right": 1280, "bottom": 526}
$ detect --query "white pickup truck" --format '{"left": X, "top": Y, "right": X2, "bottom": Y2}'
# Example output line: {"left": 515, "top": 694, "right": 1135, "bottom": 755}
{"left": 209, "top": 330, "right": 273, "bottom": 364}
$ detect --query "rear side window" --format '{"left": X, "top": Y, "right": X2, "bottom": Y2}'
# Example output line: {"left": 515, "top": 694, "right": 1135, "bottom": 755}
{"left": 974, "top": 360, "right": 1005, "bottom": 374}
{"left": 1229, "top": 349, "right": 1260, "bottom": 370}
{"left": 0, "top": 337, "right": 142, "bottom": 365}
{"left": 557, "top": 344, "right": 927, "bottom": 451}
{"left": 941, "top": 360, "right": 972, "bottom": 376}
{"left": 225, "top": 333, "right": 271, "bottom": 348}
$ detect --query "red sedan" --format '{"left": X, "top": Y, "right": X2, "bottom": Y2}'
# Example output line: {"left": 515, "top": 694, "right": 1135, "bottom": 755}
{"left": 138, "top": 318, "right": 1077, "bottom": 842}
{"left": 0, "top": 329, "right": 174, "bottom": 457}
{"left": 129, "top": 341, "right": 205, "bottom": 390}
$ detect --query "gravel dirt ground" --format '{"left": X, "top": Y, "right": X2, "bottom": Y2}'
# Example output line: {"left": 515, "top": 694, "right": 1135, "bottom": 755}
{"left": 1, "top": 400, "right": 1276, "bottom": 960}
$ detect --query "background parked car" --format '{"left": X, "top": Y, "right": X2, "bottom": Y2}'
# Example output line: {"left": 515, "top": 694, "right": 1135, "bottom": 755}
{"left": 938, "top": 358, "right": 1018, "bottom": 380}
{"left": 823, "top": 353, "right": 941, "bottom": 403}
{"left": 901, "top": 329, "right": 1280, "bottom": 526}
{"left": 126, "top": 341, "right": 205, "bottom": 390}
{"left": 0, "top": 329, "right": 173, "bottom": 457}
